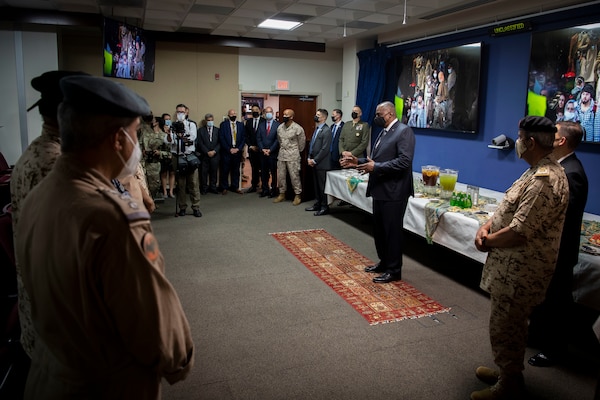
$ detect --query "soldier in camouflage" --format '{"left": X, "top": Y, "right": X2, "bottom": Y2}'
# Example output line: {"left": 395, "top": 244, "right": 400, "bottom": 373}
{"left": 273, "top": 108, "right": 306, "bottom": 206}
{"left": 10, "top": 70, "right": 87, "bottom": 361}
{"left": 139, "top": 114, "right": 169, "bottom": 198}
{"left": 471, "top": 116, "right": 569, "bottom": 400}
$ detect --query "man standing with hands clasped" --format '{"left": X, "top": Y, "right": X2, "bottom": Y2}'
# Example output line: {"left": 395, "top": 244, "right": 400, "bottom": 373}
{"left": 305, "top": 108, "right": 332, "bottom": 216}
{"left": 471, "top": 116, "right": 569, "bottom": 400}
{"left": 340, "top": 101, "right": 415, "bottom": 283}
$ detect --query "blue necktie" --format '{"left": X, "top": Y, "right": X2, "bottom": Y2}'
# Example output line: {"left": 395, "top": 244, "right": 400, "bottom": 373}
{"left": 330, "top": 125, "right": 337, "bottom": 152}
{"left": 310, "top": 127, "right": 320, "bottom": 156}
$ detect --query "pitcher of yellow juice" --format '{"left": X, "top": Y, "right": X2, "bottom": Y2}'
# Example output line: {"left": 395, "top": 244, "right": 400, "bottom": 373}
{"left": 439, "top": 169, "right": 458, "bottom": 198}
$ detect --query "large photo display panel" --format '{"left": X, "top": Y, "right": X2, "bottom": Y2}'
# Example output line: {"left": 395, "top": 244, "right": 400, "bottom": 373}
{"left": 394, "top": 42, "right": 482, "bottom": 134}
{"left": 527, "top": 23, "right": 600, "bottom": 143}
{"left": 103, "top": 18, "right": 155, "bottom": 82}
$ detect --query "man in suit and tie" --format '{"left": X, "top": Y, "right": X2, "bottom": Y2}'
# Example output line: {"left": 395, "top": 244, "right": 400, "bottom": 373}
{"left": 341, "top": 101, "right": 415, "bottom": 283}
{"left": 196, "top": 113, "right": 221, "bottom": 194}
{"left": 244, "top": 104, "right": 263, "bottom": 193}
{"left": 305, "top": 108, "right": 332, "bottom": 216}
{"left": 330, "top": 108, "right": 344, "bottom": 169}
{"left": 219, "top": 108, "right": 246, "bottom": 194}
{"left": 528, "top": 120, "right": 589, "bottom": 367}
{"left": 257, "top": 106, "right": 280, "bottom": 198}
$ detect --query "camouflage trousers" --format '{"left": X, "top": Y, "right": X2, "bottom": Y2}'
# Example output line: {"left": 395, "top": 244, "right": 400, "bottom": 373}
{"left": 489, "top": 293, "right": 536, "bottom": 377}
{"left": 145, "top": 161, "right": 161, "bottom": 196}
{"left": 277, "top": 159, "right": 302, "bottom": 195}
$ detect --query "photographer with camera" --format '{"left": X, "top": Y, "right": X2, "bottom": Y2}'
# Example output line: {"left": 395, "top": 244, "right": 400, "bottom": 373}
{"left": 171, "top": 104, "right": 202, "bottom": 217}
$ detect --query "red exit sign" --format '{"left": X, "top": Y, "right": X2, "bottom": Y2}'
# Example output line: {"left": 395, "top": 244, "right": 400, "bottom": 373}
{"left": 275, "top": 80, "right": 290, "bottom": 90}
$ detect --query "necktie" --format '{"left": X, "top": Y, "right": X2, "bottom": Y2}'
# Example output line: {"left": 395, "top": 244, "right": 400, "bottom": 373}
{"left": 208, "top": 128, "right": 212, "bottom": 142}
{"left": 232, "top": 122, "right": 237, "bottom": 144}
{"left": 267, "top": 121, "right": 271, "bottom": 135}
{"left": 309, "top": 127, "right": 320, "bottom": 156}
{"left": 372, "top": 129, "right": 387, "bottom": 155}
{"left": 254, "top": 119, "right": 258, "bottom": 131}
{"left": 330, "top": 125, "right": 337, "bottom": 152}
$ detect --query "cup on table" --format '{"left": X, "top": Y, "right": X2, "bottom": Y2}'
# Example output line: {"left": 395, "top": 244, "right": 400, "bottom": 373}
{"left": 439, "top": 169, "right": 458, "bottom": 199}
{"left": 421, "top": 165, "right": 440, "bottom": 194}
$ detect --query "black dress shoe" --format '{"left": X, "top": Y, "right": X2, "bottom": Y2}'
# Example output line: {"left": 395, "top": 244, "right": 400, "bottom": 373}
{"left": 178, "top": 209, "right": 186, "bottom": 216}
{"left": 222, "top": 189, "right": 228, "bottom": 195}
{"left": 314, "top": 208, "right": 329, "bottom": 216}
{"left": 193, "top": 209, "right": 203, "bottom": 218}
{"left": 305, "top": 205, "right": 320, "bottom": 211}
{"left": 373, "top": 272, "right": 401, "bottom": 283}
{"left": 364, "top": 264, "right": 385, "bottom": 273}
{"left": 528, "top": 352, "right": 555, "bottom": 367}
{"left": 247, "top": 186, "right": 257, "bottom": 193}
{"left": 200, "top": 190, "right": 207, "bottom": 195}
{"left": 208, "top": 188, "right": 219, "bottom": 194}
{"left": 259, "top": 191, "right": 269, "bottom": 197}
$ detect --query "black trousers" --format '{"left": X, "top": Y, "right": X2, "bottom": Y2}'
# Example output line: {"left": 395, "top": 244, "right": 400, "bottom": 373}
{"left": 260, "top": 155, "right": 277, "bottom": 193}
{"left": 372, "top": 197, "right": 409, "bottom": 276}
{"left": 220, "top": 152, "right": 242, "bottom": 190}
{"left": 312, "top": 168, "right": 328, "bottom": 209}
{"left": 201, "top": 154, "right": 219, "bottom": 191}
{"left": 248, "top": 148, "right": 261, "bottom": 188}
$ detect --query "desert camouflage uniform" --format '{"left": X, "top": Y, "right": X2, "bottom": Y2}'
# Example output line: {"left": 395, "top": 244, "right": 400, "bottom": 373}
{"left": 140, "top": 124, "right": 169, "bottom": 196}
{"left": 480, "top": 154, "right": 568, "bottom": 379}
{"left": 338, "top": 120, "right": 370, "bottom": 157}
{"left": 276, "top": 121, "right": 306, "bottom": 195}
{"left": 9, "top": 123, "right": 61, "bottom": 357}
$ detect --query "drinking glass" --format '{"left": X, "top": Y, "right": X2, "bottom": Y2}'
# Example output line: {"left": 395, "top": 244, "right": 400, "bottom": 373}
{"left": 439, "top": 169, "right": 458, "bottom": 199}
{"left": 421, "top": 165, "right": 439, "bottom": 194}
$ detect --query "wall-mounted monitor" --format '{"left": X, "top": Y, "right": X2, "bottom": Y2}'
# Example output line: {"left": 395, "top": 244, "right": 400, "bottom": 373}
{"left": 393, "top": 42, "right": 482, "bottom": 134}
{"left": 526, "top": 23, "right": 600, "bottom": 143}
{"left": 103, "top": 17, "right": 155, "bottom": 82}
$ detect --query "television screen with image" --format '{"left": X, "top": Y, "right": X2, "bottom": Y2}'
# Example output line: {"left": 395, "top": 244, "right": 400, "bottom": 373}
{"left": 526, "top": 22, "right": 600, "bottom": 143}
{"left": 103, "top": 17, "right": 155, "bottom": 82}
{"left": 393, "top": 42, "right": 482, "bottom": 134}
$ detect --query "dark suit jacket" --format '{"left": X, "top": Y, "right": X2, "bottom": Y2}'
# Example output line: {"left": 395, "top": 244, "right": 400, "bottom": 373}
{"left": 360, "top": 120, "right": 415, "bottom": 201}
{"left": 257, "top": 119, "right": 280, "bottom": 158}
{"left": 196, "top": 125, "right": 220, "bottom": 156}
{"left": 219, "top": 119, "right": 246, "bottom": 152}
{"left": 558, "top": 153, "right": 588, "bottom": 267}
{"left": 309, "top": 124, "right": 332, "bottom": 170}
{"left": 245, "top": 117, "right": 264, "bottom": 148}
{"left": 330, "top": 122, "right": 344, "bottom": 164}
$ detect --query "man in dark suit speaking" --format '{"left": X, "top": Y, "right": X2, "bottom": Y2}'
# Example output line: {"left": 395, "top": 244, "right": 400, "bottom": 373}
{"left": 341, "top": 101, "right": 416, "bottom": 283}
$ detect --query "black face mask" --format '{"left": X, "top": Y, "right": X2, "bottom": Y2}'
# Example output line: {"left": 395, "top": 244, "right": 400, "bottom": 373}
{"left": 331, "top": 116, "right": 337, "bottom": 123}
{"left": 229, "top": 116, "right": 236, "bottom": 122}
{"left": 252, "top": 112, "right": 260, "bottom": 118}
{"left": 314, "top": 115, "right": 320, "bottom": 122}
{"left": 282, "top": 116, "right": 290, "bottom": 123}
{"left": 373, "top": 116, "right": 386, "bottom": 127}
{"left": 351, "top": 112, "right": 359, "bottom": 119}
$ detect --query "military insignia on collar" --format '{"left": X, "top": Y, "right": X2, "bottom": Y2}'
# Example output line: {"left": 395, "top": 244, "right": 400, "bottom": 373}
{"left": 534, "top": 166, "right": 550, "bottom": 177}
{"left": 142, "top": 233, "right": 160, "bottom": 262}
{"left": 357, "top": 124, "right": 363, "bottom": 130}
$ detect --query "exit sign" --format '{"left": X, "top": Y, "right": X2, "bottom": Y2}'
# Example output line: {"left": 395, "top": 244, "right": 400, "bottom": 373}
{"left": 275, "top": 80, "right": 290, "bottom": 91}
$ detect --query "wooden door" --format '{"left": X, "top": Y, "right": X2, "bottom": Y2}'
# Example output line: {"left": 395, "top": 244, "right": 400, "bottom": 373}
{"left": 278, "top": 95, "right": 318, "bottom": 202}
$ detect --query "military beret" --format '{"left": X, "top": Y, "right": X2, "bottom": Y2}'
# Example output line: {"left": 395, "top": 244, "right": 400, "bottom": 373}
{"left": 518, "top": 116, "right": 557, "bottom": 134}
{"left": 28, "top": 70, "right": 88, "bottom": 117}
{"left": 59, "top": 75, "right": 151, "bottom": 118}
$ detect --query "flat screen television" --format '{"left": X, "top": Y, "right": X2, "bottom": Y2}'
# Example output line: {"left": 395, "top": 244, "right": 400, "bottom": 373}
{"left": 526, "top": 23, "right": 600, "bottom": 143}
{"left": 103, "top": 17, "right": 155, "bottom": 82}
{"left": 393, "top": 42, "right": 482, "bottom": 134}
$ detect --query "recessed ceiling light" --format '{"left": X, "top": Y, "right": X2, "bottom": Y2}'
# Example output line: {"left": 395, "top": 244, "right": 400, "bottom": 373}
{"left": 258, "top": 19, "right": 303, "bottom": 31}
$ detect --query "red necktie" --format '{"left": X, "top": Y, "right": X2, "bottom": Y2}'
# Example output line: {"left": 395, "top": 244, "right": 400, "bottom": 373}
{"left": 267, "top": 121, "right": 271, "bottom": 135}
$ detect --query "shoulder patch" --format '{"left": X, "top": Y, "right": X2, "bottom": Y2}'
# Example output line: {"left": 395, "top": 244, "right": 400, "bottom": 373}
{"left": 97, "top": 187, "right": 150, "bottom": 222}
{"left": 534, "top": 166, "right": 550, "bottom": 177}
{"left": 142, "top": 232, "right": 160, "bottom": 262}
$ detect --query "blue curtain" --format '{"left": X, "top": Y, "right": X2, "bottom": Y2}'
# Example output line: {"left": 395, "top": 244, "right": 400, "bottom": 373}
{"left": 356, "top": 45, "right": 391, "bottom": 148}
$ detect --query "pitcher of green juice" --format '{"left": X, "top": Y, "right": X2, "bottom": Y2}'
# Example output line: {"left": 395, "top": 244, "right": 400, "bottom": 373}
{"left": 439, "top": 169, "right": 458, "bottom": 199}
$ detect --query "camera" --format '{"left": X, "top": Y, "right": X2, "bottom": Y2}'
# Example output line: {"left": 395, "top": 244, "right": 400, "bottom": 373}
{"left": 172, "top": 120, "right": 186, "bottom": 135}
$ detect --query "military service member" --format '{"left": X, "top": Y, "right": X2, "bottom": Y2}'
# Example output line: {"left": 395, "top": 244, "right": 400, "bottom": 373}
{"left": 140, "top": 113, "right": 170, "bottom": 199}
{"left": 273, "top": 108, "right": 305, "bottom": 206}
{"left": 338, "top": 105, "right": 370, "bottom": 157}
{"left": 472, "top": 116, "right": 569, "bottom": 400}
{"left": 16, "top": 75, "right": 194, "bottom": 399}
{"left": 10, "top": 70, "right": 87, "bottom": 362}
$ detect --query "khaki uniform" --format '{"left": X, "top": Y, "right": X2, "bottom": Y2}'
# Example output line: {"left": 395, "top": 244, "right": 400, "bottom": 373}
{"left": 338, "top": 120, "right": 370, "bottom": 157}
{"left": 9, "top": 123, "right": 61, "bottom": 358}
{"left": 480, "top": 155, "right": 568, "bottom": 377}
{"left": 17, "top": 154, "right": 194, "bottom": 399}
{"left": 276, "top": 121, "right": 305, "bottom": 195}
{"left": 140, "top": 125, "right": 168, "bottom": 196}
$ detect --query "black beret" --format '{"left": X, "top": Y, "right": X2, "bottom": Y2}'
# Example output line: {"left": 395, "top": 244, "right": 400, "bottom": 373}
{"left": 59, "top": 75, "right": 151, "bottom": 118}
{"left": 28, "top": 70, "right": 88, "bottom": 117}
{"left": 518, "top": 116, "right": 557, "bottom": 134}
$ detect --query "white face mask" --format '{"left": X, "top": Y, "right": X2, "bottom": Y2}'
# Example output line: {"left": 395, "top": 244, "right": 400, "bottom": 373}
{"left": 206, "top": 120, "right": 214, "bottom": 128}
{"left": 177, "top": 112, "right": 186, "bottom": 121}
{"left": 564, "top": 111, "right": 576, "bottom": 121}
{"left": 265, "top": 112, "right": 273, "bottom": 120}
{"left": 515, "top": 138, "right": 528, "bottom": 159}
{"left": 116, "top": 128, "right": 142, "bottom": 179}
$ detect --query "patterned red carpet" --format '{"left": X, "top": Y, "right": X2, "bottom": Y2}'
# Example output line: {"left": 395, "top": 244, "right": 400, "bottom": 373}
{"left": 270, "top": 229, "right": 450, "bottom": 325}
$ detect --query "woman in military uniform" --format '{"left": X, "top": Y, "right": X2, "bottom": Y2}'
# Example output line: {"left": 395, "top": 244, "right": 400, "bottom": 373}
{"left": 139, "top": 114, "right": 170, "bottom": 198}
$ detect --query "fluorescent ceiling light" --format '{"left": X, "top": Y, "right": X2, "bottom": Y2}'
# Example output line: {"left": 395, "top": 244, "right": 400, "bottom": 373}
{"left": 258, "top": 19, "right": 303, "bottom": 31}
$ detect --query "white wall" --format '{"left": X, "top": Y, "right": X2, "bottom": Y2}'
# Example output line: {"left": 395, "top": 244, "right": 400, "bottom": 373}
{"left": 238, "top": 47, "right": 343, "bottom": 113}
{"left": 0, "top": 31, "right": 58, "bottom": 165}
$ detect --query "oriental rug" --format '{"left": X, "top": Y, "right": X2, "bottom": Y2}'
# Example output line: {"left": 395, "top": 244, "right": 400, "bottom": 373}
{"left": 269, "top": 229, "right": 450, "bottom": 325}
